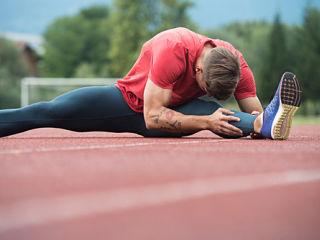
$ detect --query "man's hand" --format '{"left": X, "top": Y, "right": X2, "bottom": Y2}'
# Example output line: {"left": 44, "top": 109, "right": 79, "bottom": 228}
{"left": 207, "top": 108, "right": 243, "bottom": 137}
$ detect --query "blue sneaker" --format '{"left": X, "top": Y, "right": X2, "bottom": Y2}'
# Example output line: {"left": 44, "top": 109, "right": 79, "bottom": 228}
{"left": 260, "top": 72, "right": 302, "bottom": 140}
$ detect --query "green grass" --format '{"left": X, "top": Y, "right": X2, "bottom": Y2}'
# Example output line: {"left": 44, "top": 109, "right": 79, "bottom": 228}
{"left": 292, "top": 116, "right": 320, "bottom": 125}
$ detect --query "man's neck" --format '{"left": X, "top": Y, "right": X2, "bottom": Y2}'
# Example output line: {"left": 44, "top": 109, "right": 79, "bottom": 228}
{"left": 196, "top": 43, "right": 214, "bottom": 68}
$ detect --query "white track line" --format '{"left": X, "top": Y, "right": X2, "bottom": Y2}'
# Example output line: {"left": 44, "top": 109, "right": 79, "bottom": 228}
{"left": 1, "top": 169, "right": 320, "bottom": 233}
{"left": 0, "top": 139, "right": 234, "bottom": 155}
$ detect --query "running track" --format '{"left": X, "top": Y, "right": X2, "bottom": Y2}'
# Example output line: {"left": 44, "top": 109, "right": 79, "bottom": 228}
{"left": 0, "top": 125, "right": 320, "bottom": 240}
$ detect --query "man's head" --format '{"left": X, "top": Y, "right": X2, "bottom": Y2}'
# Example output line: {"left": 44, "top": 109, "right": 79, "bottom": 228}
{"left": 200, "top": 46, "right": 241, "bottom": 100}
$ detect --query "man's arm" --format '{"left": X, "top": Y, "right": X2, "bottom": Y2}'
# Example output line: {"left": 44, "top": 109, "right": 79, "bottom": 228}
{"left": 143, "top": 78, "right": 243, "bottom": 136}
{"left": 237, "top": 96, "right": 263, "bottom": 114}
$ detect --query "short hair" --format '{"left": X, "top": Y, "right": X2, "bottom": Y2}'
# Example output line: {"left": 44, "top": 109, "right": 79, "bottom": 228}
{"left": 202, "top": 47, "right": 241, "bottom": 100}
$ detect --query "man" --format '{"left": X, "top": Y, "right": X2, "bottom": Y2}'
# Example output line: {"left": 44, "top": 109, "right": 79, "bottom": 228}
{"left": 0, "top": 28, "right": 302, "bottom": 139}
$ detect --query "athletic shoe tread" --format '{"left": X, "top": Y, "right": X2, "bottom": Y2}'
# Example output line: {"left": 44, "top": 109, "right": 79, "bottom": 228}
{"left": 274, "top": 72, "right": 302, "bottom": 140}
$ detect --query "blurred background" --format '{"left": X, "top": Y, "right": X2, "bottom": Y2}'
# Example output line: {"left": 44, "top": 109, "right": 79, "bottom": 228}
{"left": 0, "top": 0, "right": 320, "bottom": 118}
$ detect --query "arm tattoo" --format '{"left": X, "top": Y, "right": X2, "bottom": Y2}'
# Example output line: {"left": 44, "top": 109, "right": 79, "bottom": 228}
{"left": 155, "top": 107, "right": 182, "bottom": 131}
{"left": 165, "top": 110, "right": 174, "bottom": 121}
{"left": 168, "top": 120, "right": 178, "bottom": 129}
{"left": 167, "top": 119, "right": 182, "bottom": 130}
{"left": 155, "top": 108, "right": 166, "bottom": 124}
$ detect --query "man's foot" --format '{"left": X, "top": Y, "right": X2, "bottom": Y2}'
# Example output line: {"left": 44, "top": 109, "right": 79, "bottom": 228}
{"left": 260, "top": 72, "right": 302, "bottom": 140}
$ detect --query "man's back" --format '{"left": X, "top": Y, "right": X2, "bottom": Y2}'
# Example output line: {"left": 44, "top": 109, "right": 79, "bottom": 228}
{"left": 116, "top": 28, "right": 256, "bottom": 113}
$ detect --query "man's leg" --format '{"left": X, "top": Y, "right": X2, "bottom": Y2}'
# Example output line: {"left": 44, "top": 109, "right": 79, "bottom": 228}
{"left": 0, "top": 86, "right": 149, "bottom": 137}
{"left": 0, "top": 85, "right": 255, "bottom": 138}
{"left": 0, "top": 85, "right": 196, "bottom": 138}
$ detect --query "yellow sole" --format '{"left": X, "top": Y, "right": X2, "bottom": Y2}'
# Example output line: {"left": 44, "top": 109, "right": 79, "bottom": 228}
{"left": 273, "top": 104, "right": 299, "bottom": 140}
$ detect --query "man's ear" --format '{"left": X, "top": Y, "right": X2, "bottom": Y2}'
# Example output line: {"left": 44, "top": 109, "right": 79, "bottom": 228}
{"left": 195, "top": 66, "right": 202, "bottom": 73}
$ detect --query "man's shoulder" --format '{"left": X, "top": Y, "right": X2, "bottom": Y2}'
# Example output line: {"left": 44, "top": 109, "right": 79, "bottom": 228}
{"left": 149, "top": 28, "right": 193, "bottom": 54}
{"left": 160, "top": 27, "right": 196, "bottom": 36}
{"left": 152, "top": 27, "right": 200, "bottom": 44}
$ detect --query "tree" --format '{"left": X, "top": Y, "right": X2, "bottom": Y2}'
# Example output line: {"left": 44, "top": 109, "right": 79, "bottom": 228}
{"left": 294, "top": 7, "right": 320, "bottom": 104}
{"left": 108, "top": 0, "right": 197, "bottom": 77}
{"left": 259, "top": 14, "right": 291, "bottom": 103}
{"left": 0, "top": 38, "right": 28, "bottom": 108}
{"left": 108, "top": 0, "right": 158, "bottom": 77}
{"left": 42, "top": 6, "right": 111, "bottom": 78}
{"left": 159, "top": 0, "right": 197, "bottom": 31}
{"left": 41, "top": 1, "right": 197, "bottom": 78}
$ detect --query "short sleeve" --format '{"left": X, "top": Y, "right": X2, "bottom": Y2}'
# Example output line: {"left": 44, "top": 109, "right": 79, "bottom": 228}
{"left": 149, "top": 40, "right": 186, "bottom": 89}
{"left": 234, "top": 56, "right": 257, "bottom": 100}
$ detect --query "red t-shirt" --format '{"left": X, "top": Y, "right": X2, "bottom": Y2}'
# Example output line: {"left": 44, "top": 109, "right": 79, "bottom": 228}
{"left": 116, "top": 27, "right": 256, "bottom": 113}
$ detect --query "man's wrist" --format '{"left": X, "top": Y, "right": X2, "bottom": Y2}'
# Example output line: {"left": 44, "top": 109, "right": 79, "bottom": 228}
{"left": 199, "top": 115, "right": 210, "bottom": 131}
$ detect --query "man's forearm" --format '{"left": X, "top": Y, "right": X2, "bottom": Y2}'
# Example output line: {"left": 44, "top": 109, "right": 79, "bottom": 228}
{"left": 145, "top": 107, "right": 209, "bottom": 134}
{"left": 238, "top": 96, "right": 263, "bottom": 114}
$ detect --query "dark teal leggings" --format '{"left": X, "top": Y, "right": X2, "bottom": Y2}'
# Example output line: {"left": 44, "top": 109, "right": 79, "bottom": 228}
{"left": 0, "top": 86, "right": 257, "bottom": 138}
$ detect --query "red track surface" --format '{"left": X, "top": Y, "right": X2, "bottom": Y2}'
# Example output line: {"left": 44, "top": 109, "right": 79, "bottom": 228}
{"left": 1, "top": 125, "right": 320, "bottom": 240}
